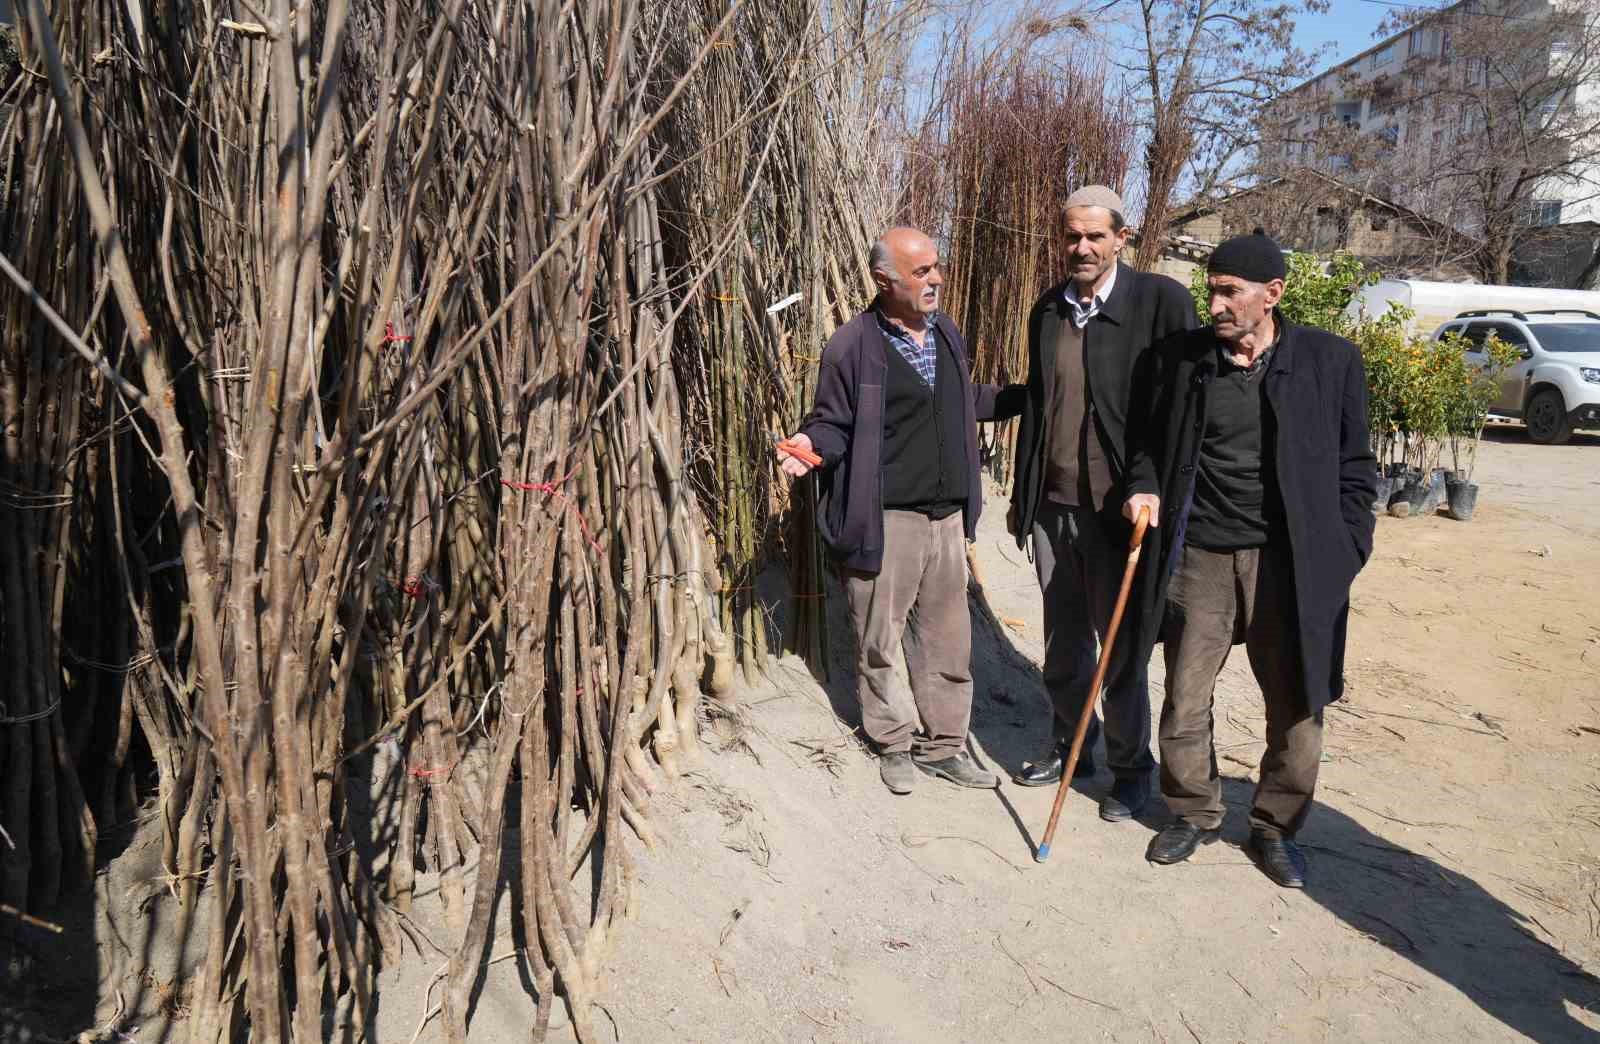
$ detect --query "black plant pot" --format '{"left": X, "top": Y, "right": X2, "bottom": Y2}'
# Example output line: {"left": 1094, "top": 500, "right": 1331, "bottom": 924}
{"left": 1421, "top": 467, "right": 1449, "bottom": 515}
{"left": 1372, "top": 474, "right": 1395, "bottom": 512}
{"left": 1397, "top": 472, "right": 1431, "bottom": 516}
{"left": 1446, "top": 478, "right": 1479, "bottom": 521}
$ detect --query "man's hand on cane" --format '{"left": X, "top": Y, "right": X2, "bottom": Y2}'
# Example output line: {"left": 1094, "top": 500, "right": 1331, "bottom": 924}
{"left": 1124, "top": 493, "right": 1161, "bottom": 527}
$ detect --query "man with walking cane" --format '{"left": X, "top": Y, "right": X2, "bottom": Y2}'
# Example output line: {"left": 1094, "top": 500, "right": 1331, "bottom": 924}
{"left": 1005, "top": 185, "right": 1195, "bottom": 824}
{"left": 777, "top": 227, "right": 1025, "bottom": 795}
{"left": 1121, "top": 231, "right": 1376, "bottom": 887}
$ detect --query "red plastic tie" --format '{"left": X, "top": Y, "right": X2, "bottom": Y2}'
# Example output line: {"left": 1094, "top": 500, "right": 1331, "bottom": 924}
{"left": 500, "top": 467, "right": 601, "bottom": 553}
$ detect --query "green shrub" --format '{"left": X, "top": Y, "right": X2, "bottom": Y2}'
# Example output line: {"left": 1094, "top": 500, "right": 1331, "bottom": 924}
{"left": 1188, "top": 250, "right": 1377, "bottom": 330}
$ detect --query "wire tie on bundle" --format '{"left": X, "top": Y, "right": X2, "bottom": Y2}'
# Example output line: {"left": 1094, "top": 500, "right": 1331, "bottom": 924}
{"left": 0, "top": 698, "right": 62, "bottom": 726}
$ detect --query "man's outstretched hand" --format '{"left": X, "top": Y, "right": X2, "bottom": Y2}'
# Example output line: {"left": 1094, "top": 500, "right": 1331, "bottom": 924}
{"left": 777, "top": 433, "right": 817, "bottom": 478}
{"left": 1124, "top": 493, "right": 1160, "bottom": 527}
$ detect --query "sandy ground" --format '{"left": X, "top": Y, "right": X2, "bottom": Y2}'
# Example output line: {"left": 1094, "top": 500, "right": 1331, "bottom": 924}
{"left": 505, "top": 427, "right": 1600, "bottom": 1044}
{"left": 9, "top": 429, "right": 1598, "bottom": 1043}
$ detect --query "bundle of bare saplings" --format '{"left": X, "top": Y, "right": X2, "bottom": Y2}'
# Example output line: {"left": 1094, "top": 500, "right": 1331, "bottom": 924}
{"left": 902, "top": 34, "right": 1133, "bottom": 485}
{"left": 0, "top": 0, "right": 910, "bottom": 1039}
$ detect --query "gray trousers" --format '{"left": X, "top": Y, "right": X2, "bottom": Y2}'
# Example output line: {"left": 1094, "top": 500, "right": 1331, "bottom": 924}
{"left": 1031, "top": 502, "right": 1154, "bottom": 779}
{"left": 1159, "top": 544, "right": 1324, "bottom": 839}
{"left": 844, "top": 510, "right": 973, "bottom": 759}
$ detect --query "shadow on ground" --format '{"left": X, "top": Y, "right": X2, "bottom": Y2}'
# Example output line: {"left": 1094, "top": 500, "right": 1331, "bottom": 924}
{"left": 781, "top": 550, "right": 1600, "bottom": 1042}
{"left": 1220, "top": 774, "right": 1600, "bottom": 1042}
{"left": 783, "top": 560, "right": 1093, "bottom": 790}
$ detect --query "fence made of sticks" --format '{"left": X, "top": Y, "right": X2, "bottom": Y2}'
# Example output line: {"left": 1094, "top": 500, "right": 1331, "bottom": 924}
{"left": 1, "top": 1, "right": 1147, "bottom": 1039}
{"left": 0, "top": 1, "right": 908, "bottom": 1039}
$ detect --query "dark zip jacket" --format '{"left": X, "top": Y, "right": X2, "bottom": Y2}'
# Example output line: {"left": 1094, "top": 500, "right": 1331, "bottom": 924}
{"left": 1007, "top": 262, "right": 1196, "bottom": 544}
{"left": 1123, "top": 314, "right": 1378, "bottom": 712}
{"left": 798, "top": 306, "right": 1025, "bottom": 573}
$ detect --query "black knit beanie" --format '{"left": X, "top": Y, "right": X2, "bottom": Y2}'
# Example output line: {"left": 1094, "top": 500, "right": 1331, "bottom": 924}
{"left": 1207, "top": 228, "right": 1286, "bottom": 283}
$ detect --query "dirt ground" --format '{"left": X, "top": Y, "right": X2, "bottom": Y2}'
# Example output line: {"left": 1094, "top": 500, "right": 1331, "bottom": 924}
{"left": 10, "top": 429, "right": 1599, "bottom": 1043}
{"left": 496, "top": 427, "right": 1600, "bottom": 1044}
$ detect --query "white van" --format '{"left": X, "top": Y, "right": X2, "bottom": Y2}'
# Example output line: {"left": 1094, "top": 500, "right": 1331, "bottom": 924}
{"left": 1342, "top": 279, "right": 1600, "bottom": 337}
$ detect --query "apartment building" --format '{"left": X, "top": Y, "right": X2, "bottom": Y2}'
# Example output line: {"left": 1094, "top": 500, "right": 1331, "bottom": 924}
{"left": 1271, "top": 0, "right": 1599, "bottom": 229}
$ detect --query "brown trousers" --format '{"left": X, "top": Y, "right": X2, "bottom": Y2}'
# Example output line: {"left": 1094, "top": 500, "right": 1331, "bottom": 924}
{"left": 845, "top": 510, "right": 972, "bottom": 759}
{"left": 1159, "top": 544, "right": 1323, "bottom": 839}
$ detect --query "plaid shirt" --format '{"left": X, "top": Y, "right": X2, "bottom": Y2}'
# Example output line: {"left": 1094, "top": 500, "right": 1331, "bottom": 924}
{"left": 877, "top": 310, "right": 940, "bottom": 387}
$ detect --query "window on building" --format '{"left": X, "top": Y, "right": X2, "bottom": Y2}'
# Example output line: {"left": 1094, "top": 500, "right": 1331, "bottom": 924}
{"left": 1532, "top": 92, "right": 1561, "bottom": 124}
{"left": 1528, "top": 200, "right": 1563, "bottom": 227}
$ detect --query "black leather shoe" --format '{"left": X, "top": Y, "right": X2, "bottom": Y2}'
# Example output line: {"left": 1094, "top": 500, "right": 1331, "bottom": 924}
{"left": 1098, "top": 776, "right": 1150, "bottom": 822}
{"left": 1011, "top": 740, "right": 1096, "bottom": 787}
{"left": 1248, "top": 831, "right": 1308, "bottom": 888}
{"left": 1145, "top": 821, "right": 1220, "bottom": 864}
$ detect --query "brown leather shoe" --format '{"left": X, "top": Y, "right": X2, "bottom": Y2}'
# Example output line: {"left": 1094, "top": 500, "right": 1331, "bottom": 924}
{"left": 879, "top": 752, "right": 915, "bottom": 795}
{"left": 914, "top": 751, "right": 999, "bottom": 789}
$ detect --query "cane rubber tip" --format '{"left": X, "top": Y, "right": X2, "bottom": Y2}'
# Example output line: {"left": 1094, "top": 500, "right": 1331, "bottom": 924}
{"left": 1035, "top": 844, "right": 1050, "bottom": 862}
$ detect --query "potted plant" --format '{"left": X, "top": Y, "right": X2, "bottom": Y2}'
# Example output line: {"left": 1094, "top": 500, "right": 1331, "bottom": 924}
{"left": 1443, "top": 331, "right": 1519, "bottom": 521}
{"left": 1354, "top": 305, "right": 1411, "bottom": 510}
{"left": 1413, "top": 336, "right": 1459, "bottom": 515}
{"left": 1382, "top": 326, "right": 1447, "bottom": 517}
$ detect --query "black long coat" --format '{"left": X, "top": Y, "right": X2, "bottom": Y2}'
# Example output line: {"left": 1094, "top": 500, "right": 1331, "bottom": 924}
{"left": 1005, "top": 263, "right": 1196, "bottom": 544}
{"left": 1123, "top": 315, "right": 1378, "bottom": 712}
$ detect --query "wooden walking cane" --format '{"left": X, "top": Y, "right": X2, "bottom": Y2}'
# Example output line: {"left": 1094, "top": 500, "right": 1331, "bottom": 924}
{"left": 1035, "top": 505, "right": 1151, "bottom": 862}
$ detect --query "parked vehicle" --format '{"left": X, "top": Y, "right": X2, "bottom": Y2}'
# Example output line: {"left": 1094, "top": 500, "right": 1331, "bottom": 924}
{"left": 1345, "top": 279, "right": 1600, "bottom": 338}
{"left": 1430, "top": 309, "right": 1600, "bottom": 445}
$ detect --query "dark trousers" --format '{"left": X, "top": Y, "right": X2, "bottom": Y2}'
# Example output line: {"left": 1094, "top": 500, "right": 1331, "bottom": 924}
{"left": 844, "top": 511, "right": 973, "bottom": 759}
{"left": 1031, "top": 501, "right": 1154, "bottom": 780}
{"left": 1159, "top": 544, "right": 1323, "bottom": 839}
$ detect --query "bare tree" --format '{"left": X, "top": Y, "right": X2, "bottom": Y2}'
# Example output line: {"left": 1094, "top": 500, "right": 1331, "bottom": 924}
{"left": 1182, "top": 167, "right": 1484, "bottom": 278}
{"left": 1115, "top": 0, "right": 1328, "bottom": 270}
{"left": 1282, "top": 0, "right": 1600, "bottom": 284}
{"left": 1581, "top": 241, "right": 1600, "bottom": 288}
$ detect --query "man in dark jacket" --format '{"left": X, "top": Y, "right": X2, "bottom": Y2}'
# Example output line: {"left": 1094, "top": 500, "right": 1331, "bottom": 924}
{"left": 780, "top": 227, "right": 1025, "bottom": 795}
{"left": 1006, "top": 185, "right": 1196, "bottom": 824}
{"left": 1121, "top": 231, "right": 1376, "bottom": 888}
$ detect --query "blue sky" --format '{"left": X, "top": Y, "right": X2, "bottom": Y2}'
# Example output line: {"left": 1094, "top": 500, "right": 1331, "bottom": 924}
{"left": 1295, "top": 2, "right": 1399, "bottom": 75}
